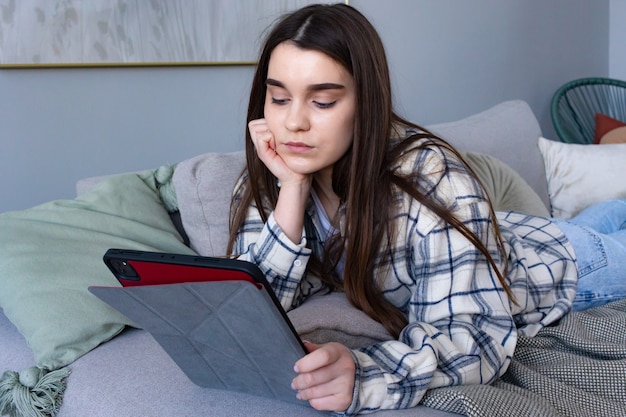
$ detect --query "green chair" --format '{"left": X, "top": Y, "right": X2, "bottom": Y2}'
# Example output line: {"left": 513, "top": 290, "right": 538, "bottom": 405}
{"left": 551, "top": 77, "right": 626, "bottom": 144}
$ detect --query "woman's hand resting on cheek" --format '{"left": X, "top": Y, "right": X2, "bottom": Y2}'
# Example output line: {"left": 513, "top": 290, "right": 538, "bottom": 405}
{"left": 248, "top": 118, "right": 311, "bottom": 188}
{"left": 292, "top": 341, "right": 356, "bottom": 412}
{"left": 248, "top": 119, "right": 312, "bottom": 244}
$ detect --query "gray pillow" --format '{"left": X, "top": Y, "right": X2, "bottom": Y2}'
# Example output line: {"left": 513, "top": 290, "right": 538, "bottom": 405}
{"left": 287, "top": 292, "right": 391, "bottom": 349}
{"left": 173, "top": 151, "right": 245, "bottom": 257}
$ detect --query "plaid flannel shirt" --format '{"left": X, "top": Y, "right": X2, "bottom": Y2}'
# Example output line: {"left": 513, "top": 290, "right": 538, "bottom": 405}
{"left": 232, "top": 139, "right": 578, "bottom": 416}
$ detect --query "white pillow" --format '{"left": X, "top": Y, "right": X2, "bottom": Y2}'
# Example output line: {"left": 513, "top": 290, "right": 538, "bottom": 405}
{"left": 537, "top": 136, "right": 626, "bottom": 219}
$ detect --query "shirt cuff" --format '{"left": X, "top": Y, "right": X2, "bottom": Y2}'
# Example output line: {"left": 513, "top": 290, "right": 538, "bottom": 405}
{"left": 331, "top": 350, "right": 363, "bottom": 417}
{"left": 253, "top": 212, "right": 311, "bottom": 277}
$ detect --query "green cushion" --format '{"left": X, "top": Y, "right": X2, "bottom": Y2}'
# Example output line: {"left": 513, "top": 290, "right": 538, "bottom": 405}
{"left": 462, "top": 151, "right": 549, "bottom": 217}
{"left": 0, "top": 171, "right": 195, "bottom": 370}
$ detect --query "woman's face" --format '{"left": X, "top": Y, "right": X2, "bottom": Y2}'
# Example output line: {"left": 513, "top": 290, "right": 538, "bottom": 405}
{"left": 263, "top": 42, "right": 356, "bottom": 180}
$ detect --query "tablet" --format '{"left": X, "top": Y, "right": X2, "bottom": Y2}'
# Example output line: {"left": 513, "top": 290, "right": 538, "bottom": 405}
{"left": 103, "top": 248, "right": 260, "bottom": 287}
{"left": 89, "top": 249, "right": 308, "bottom": 405}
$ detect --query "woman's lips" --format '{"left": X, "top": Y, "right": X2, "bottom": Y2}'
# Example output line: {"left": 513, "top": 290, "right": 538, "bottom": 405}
{"left": 284, "top": 142, "right": 313, "bottom": 153}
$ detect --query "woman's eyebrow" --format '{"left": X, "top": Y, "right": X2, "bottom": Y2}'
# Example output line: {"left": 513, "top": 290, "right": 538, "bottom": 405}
{"left": 266, "top": 78, "right": 345, "bottom": 92}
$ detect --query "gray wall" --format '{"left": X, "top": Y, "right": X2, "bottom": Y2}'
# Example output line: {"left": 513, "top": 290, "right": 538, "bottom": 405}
{"left": 0, "top": 0, "right": 610, "bottom": 212}
{"left": 360, "top": 0, "right": 609, "bottom": 132}
{"left": 0, "top": 65, "right": 253, "bottom": 212}
{"left": 610, "top": 0, "right": 626, "bottom": 79}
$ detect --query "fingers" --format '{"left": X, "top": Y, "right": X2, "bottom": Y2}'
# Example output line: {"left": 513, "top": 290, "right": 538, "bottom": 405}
{"left": 295, "top": 342, "right": 343, "bottom": 373}
{"left": 292, "top": 342, "right": 355, "bottom": 412}
{"left": 248, "top": 119, "right": 275, "bottom": 153}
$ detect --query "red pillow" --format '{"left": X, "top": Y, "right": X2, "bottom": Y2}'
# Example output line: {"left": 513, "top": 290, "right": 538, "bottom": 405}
{"left": 594, "top": 113, "right": 626, "bottom": 144}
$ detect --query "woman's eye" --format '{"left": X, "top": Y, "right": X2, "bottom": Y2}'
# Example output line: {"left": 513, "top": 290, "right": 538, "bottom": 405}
{"left": 271, "top": 97, "right": 288, "bottom": 105}
{"left": 314, "top": 101, "right": 336, "bottom": 109}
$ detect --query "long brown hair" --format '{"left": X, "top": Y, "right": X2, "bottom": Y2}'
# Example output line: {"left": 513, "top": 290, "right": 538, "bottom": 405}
{"left": 227, "top": 3, "right": 512, "bottom": 338}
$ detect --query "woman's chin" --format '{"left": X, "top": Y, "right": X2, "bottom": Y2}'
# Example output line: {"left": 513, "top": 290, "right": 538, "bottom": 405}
{"left": 281, "top": 156, "right": 318, "bottom": 176}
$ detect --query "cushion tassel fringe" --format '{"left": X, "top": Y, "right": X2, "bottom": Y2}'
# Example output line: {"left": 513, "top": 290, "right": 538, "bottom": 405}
{"left": 0, "top": 367, "right": 70, "bottom": 417}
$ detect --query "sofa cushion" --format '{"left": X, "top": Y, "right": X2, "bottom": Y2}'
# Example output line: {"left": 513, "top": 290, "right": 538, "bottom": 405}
{"left": 287, "top": 292, "right": 391, "bottom": 349}
{"left": 0, "top": 170, "right": 194, "bottom": 370}
{"left": 538, "top": 136, "right": 626, "bottom": 219}
{"left": 173, "top": 151, "right": 245, "bottom": 257}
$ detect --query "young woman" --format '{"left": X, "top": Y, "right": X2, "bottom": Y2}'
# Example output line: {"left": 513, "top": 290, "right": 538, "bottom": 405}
{"left": 226, "top": 3, "right": 626, "bottom": 415}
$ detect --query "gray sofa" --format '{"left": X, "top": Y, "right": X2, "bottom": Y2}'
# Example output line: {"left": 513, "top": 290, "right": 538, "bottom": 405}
{"left": 1, "top": 100, "right": 552, "bottom": 417}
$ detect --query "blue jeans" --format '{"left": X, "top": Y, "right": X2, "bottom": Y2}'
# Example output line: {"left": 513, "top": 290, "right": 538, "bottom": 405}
{"left": 553, "top": 200, "right": 626, "bottom": 311}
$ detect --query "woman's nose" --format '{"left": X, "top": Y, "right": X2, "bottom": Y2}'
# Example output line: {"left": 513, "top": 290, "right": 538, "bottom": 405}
{"left": 285, "top": 103, "right": 310, "bottom": 132}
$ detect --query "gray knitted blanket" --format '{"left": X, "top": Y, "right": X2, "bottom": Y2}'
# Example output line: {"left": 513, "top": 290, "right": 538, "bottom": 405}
{"left": 421, "top": 299, "right": 626, "bottom": 417}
